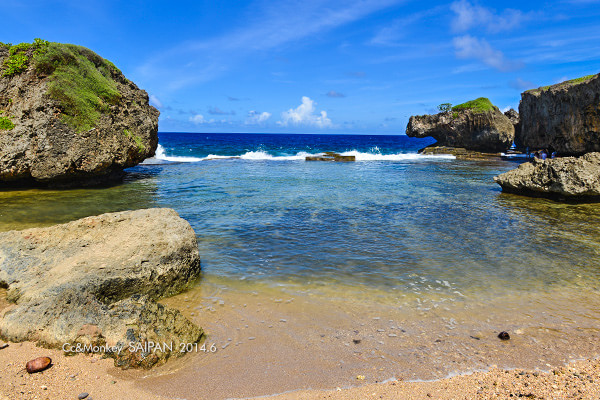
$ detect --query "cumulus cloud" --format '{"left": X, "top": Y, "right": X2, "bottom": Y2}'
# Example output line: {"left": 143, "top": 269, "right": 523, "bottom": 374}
{"left": 245, "top": 110, "right": 272, "bottom": 125}
{"left": 453, "top": 35, "right": 523, "bottom": 72}
{"left": 326, "top": 90, "right": 346, "bottom": 98}
{"left": 277, "top": 97, "right": 333, "bottom": 128}
{"left": 451, "top": 0, "right": 530, "bottom": 33}
{"left": 149, "top": 94, "right": 163, "bottom": 109}
{"left": 189, "top": 114, "right": 207, "bottom": 124}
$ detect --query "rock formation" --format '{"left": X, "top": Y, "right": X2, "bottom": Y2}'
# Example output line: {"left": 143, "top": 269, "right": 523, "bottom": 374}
{"left": 0, "top": 39, "right": 159, "bottom": 187}
{"left": 0, "top": 208, "right": 203, "bottom": 368}
{"left": 518, "top": 73, "right": 600, "bottom": 155}
{"left": 494, "top": 153, "right": 600, "bottom": 200}
{"left": 406, "top": 98, "right": 515, "bottom": 152}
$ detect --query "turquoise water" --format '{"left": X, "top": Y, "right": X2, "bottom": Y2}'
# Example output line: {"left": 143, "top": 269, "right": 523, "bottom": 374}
{"left": 3, "top": 132, "right": 600, "bottom": 303}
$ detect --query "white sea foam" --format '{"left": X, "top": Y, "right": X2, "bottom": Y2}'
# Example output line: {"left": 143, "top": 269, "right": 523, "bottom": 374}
{"left": 339, "top": 150, "right": 455, "bottom": 161}
{"left": 154, "top": 144, "right": 203, "bottom": 162}
{"left": 152, "top": 144, "right": 455, "bottom": 163}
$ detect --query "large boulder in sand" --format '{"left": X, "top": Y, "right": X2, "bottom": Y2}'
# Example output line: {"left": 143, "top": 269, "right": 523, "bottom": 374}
{"left": 494, "top": 153, "right": 600, "bottom": 200}
{"left": 0, "top": 208, "right": 202, "bottom": 368}
{"left": 406, "top": 98, "right": 515, "bottom": 152}
{"left": 0, "top": 39, "right": 159, "bottom": 187}
{"left": 518, "top": 73, "right": 600, "bottom": 155}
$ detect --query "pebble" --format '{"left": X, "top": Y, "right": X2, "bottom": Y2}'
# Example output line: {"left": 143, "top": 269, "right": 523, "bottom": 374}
{"left": 26, "top": 357, "right": 52, "bottom": 374}
{"left": 248, "top": 337, "right": 256, "bottom": 340}
{"left": 280, "top": 319, "right": 287, "bottom": 322}
{"left": 78, "top": 393, "right": 89, "bottom": 399}
{"left": 498, "top": 331, "right": 510, "bottom": 340}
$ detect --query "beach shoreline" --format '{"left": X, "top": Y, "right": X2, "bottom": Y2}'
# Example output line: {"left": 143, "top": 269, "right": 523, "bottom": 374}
{"left": 1, "top": 339, "right": 599, "bottom": 399}
{"left": 4, "top": 278, "right": 598, "bottom": 399}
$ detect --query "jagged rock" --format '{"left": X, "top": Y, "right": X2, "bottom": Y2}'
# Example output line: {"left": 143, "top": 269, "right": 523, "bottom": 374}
{"left": 518, "top": 73, "right": 600, "bottom": 155}
{"left": 406, "top": 98, "right": 515, "bottom": 152}
{"left": 494, "top": 153, "right": 600, "bottom": 200}
{"left": 0, "top": 40, "right": 158, "bottom": 187}
{"left": 0, "top": 208, "right": 203, "bottom": 368}
{"left": 504, "top": 109, "right": 520, "bottom": 126}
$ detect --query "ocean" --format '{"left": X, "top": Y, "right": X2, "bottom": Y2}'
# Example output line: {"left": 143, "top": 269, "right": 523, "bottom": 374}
{"left": 2, "top": 132, "right": 600, "bottom": 397}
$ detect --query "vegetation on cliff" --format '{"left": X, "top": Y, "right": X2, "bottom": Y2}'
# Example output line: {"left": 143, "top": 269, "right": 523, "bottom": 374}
{"left": 451, "top": 97, "right": 496, "bottom": 113}
{"left": 525, "top": 73, "right": 598, "bottom": 95}
{"left": 0, "top": 115, "right": 14, "bottom": 130}
{"left": 1, "top": 39, "right": 122, "bottom": 132}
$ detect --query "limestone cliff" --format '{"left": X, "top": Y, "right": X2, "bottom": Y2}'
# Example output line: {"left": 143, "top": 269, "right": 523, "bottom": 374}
{"left": 406, "top": 98, "right": 515, "bottom": 152}
{"left": 0, "top": 39, "right": 159, "bottom": 187}
{"left": 518, "top": 73, "right": 600, "bottom": 155}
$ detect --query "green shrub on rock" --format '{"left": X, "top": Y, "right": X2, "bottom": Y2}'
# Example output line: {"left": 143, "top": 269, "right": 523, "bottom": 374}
{"left": 0, "top": 116, "right": 15, "bottom": 130}
{"left": 452, "top": 97, "right": 496, "bottom": 113}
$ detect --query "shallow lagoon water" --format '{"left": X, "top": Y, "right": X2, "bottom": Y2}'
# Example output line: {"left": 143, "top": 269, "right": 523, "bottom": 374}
{"left": 1, "top": 133, "right": 600, "bottom": 398}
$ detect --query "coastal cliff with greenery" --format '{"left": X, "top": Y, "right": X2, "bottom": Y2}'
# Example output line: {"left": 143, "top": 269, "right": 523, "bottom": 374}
{"left": 0, "top": 39, "right": 159, "bottom": 187}
{"left": 405, "top": 97, "right": 515, "bottom": 152}
{"left": 518, "top": 72, "right": 600, "bottom": 156}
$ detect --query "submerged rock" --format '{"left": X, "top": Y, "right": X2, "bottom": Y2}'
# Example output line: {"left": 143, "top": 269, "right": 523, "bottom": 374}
{"left": 518, "top": 73, "right": 600, "bottom": 155}
{"left": 406, "top": 98, "right": 515, "bottom": 152}
{"left": 0, "top": 40, "right": 159, "bottom": 187}
{"left": 494, "top": 153, "right": 600, "bottom": 200}
{"left": 419, "top": 146, "right": 501, "bottom": 160}
{"left": 306, "top": 152, "right": 355, "bottom": 162}
{"left": 0, "top": 208, "right": 203, "bottom": 368}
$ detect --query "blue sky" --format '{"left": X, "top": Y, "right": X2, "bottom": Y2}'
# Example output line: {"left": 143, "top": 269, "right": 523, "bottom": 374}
{"left": 2, "top": 0, "right": 600, "bottom": 134}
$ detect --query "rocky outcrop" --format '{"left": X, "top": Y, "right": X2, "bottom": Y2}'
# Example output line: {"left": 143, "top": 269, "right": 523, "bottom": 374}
{"left": 406, "top": 98, "right": 515, "bottom": 152}
{"left": 0, "top": 208, "right": 203, "bottom": 368}
{"left": 419, "top": 146, "right": 501, "bottom": 160}
{"left": 494, "top": 153, "right": 600, "bottom": 200}
{"left": 306, "top": 152, "right": 355, "bottom": 161}
{"left": 0, "top": 40, "right": 159, "bottom": 187}
{"left": 518, "top": 73, "right": 600, "bottom": 155}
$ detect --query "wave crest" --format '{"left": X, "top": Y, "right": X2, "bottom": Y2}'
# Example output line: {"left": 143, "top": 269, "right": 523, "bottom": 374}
{"left": 150, "top": 144, "right": 455, "bottom": 163}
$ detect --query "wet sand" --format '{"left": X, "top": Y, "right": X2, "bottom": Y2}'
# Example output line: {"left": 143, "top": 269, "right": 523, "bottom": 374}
{"left": 1, "top": 281, "right": 600, "bottom": 399}
{"left": 137, "top": 278, "right": 600, "bottom": 399}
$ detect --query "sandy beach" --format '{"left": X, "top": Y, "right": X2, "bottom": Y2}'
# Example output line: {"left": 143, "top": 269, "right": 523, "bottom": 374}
{"left": 2, "top": 282, "right": 599, "bottom": 399}
{"left": 1, "top": 340, "right": 599, "bottom": 399}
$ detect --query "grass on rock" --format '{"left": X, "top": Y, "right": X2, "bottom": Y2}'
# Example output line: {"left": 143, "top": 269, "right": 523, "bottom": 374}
{"left": 526, "top": 73, "right": 598, "bottom": 94}
{"left": 34, "top": 43, "right": 121, "bottom": 132}
{"left": 452, "top": 97, "right": 496, "bottom": 113}
{"left": 1, "top": 39, "right": 123, "bottom": 132}
{"left": 0, "top": 116, "right": 15, "bottom": 130}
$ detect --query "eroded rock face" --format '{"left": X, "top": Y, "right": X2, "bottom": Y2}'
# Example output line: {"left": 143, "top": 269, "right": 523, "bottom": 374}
{"left": 406, "top": 108, "right": 515, "bottom": 152}
{"left": 0, "top": 42, "right": 159, "bottom": 187}
{"left": 494, "top": 153, "right": 600, "bottom": 200}
{"left": 0, "top": 208, "right": 203, "bottom": 368}
{"left": 518, "top": 74, "right": 600, "bottom": 155}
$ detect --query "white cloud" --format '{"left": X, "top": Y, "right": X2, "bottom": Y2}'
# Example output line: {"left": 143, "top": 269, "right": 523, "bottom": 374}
{"left": 453, "top": 35, "right": 523, "bottom": 72}
{"left": 189, "top": 114, "right": 207, "bottom": 124}
{"left": 149, "top": 94, "right": 163, "bottom": 109}
{"left": 245, "top": 110, "right": 272, "bottom": 125}
{"left": 277, "top": 97, "right": 333, "bottom": 128}
{"left": 450, "top": 0, "right": 530, "bottom": 33}
{"left": 138, "top": 0, "right": 402, "bottom": 91}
